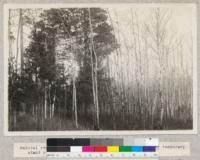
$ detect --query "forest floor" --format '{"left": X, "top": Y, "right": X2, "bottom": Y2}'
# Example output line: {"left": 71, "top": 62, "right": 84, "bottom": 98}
{"left": 14, "top": 113, "right": 94, "bottom": 131}
{"left": 12, "top": 113, "right": 192, "bottom": 131}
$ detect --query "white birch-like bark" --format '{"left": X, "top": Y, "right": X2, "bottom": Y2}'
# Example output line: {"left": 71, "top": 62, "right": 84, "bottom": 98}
{"left": 16, "top": 10, "right": 21, "bottom": 73}
{"left": 88, "top": 8, "right": 100, "bottom": 129}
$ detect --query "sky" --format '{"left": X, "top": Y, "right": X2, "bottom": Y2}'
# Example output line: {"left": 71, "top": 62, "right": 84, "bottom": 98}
{"left": 107, "top": 5, "right": 195, "bottom": 82}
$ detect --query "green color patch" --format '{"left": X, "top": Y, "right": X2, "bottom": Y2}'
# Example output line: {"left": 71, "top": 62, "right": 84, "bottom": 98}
{"left": 119, "top": 146, "right": 132, "bottom": 152}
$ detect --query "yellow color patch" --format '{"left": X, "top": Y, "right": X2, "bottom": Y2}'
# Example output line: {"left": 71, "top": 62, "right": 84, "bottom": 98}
{"left": 107, "top": 146, "right": 119, "bottom": 152}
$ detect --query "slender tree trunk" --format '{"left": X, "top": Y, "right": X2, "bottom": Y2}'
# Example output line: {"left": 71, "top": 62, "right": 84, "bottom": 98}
{"left": 8, "top": 10, "right": 12, "bottom": 130}
{"left": 44, "top": 81, "right": 47, "bottom": 119}
{"left": 41, "top": 100, "right": 44, "bottom": 130}
{"left": 44, "top": 37, "right": 48, "bottom": 120}
{"left": 72, "top": 76, "right": 78, "bottom": 128}
{"left": 20, "top": 9, "right": 24, "bottom": 74}
{"left": 88, "top": 8, "right": 100, "bottom": 129}
{"left": 16, "top": 10, "right": 21, "bottom": 73}
{"left": 52, "top": 95, "right": 56, "bottom": 118}
{"left": 64, "top": 84, "right": 67, "bottom": 114}
{"left": 48, "top": 84, "right": 51, "bottom": 119}
{"left": 71, "top": 36, "right": 78, "bottom": 128}
{"left": 8, "top": 10, "right": 12, "bottom": 58}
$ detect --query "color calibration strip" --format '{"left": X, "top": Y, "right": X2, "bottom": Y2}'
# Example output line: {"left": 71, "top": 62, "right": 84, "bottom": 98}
{"left": 47, "top": 146, "right": 156, "bottom": 152}
{"left": 47, "top": 138, "right": 159, "bottom": 159}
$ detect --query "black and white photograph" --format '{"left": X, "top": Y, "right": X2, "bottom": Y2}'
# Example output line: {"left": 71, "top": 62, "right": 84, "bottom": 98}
{"left": 4, "top": 3, "right": 197, "bottom": 134}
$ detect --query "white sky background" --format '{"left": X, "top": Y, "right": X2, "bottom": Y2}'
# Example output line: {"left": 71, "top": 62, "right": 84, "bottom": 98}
{"left": 107, "top": 5, "right": 195, "bottom": 83}
{"left": 8, "top": 4, "right": 196, "bottom": 83}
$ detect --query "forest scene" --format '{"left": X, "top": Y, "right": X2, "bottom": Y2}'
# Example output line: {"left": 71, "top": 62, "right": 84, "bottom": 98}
{"left": 7, "top": 6, "right": 194, "bottom": 131}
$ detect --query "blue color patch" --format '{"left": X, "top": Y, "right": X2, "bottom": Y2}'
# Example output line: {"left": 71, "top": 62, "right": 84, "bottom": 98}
{"left": 143, "top": 146, "right": 156, "bottom": 152}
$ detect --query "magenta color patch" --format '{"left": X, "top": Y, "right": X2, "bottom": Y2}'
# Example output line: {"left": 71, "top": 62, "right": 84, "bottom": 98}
{"left": 82, "top": 146, "right": 95, "bottom": 152}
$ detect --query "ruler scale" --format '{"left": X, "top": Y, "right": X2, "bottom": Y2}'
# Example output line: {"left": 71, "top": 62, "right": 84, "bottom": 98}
{"left": 47, "top": 138, "right": 159, "bottom": 159}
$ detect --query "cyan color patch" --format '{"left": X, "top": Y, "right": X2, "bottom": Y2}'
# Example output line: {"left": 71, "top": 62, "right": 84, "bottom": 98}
{"left": 132, "top": 146, "right": 143, "bottom": 152}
